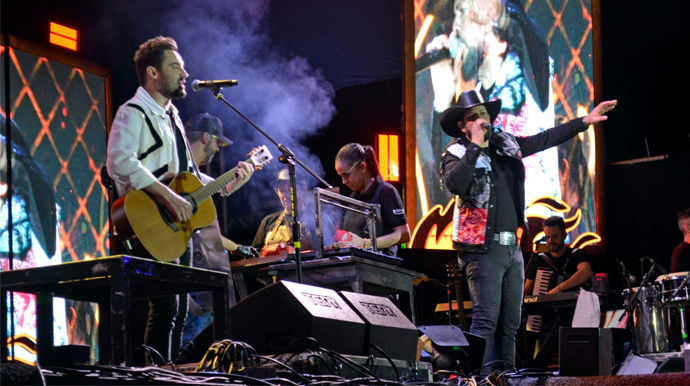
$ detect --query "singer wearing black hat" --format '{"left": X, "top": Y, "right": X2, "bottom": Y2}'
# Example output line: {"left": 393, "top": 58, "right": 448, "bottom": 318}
{"left": 440, "top": 89, "right": 616, "bottom": 372}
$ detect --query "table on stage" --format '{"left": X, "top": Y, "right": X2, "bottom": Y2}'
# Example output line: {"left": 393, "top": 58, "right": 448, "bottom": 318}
{"left": 232, "top": 250, "right": 424, "bottom": 324}
{"left": 1, "top": 255, "right": 231, "bottom": 366}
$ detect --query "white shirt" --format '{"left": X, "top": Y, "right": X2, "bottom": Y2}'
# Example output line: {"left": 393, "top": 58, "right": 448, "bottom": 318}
{"left": 107, "top": 87, "right": 190, "bottom": 197}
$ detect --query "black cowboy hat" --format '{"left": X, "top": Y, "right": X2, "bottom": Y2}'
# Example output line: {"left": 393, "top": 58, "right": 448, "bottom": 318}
{"left": 439, "top": 90, "right": 502, "bottom": 137}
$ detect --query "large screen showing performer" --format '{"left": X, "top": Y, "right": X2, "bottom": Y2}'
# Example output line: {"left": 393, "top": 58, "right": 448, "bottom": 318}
{"left": 1, "top": 42, "right": 108, "bottom": 363}
{"left": 412, "top": 0, "right": 596, "bottom": 248}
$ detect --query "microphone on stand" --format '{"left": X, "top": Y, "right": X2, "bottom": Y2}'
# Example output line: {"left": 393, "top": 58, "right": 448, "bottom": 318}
{"left": 534, "top": 235, "right": 547, "bottom": 244}
{"left": 617, "top": 259, "right": 636, "bottom": 284}
{"left": 191, "top": 79, "right": 239, "bottom": 92}
{"left": 641, "top": 256, "right": 668, "bottom": 274}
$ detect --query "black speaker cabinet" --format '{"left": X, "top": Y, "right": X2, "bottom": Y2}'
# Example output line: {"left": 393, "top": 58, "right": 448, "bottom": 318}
{"left": 559, "top": 327, "right": 612, "bottom": 376}
{"left": 338, "top": 291, "right": 418, "bottom": 361}
{"left": 230, "top": 281, "right": 366, "bottom": 355}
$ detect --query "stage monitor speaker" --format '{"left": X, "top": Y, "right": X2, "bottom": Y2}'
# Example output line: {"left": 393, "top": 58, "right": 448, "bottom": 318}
{"left": 559, "top": 327, "right": 612, "bottom": 376}
{"left": 338, "top": 291, "right": 418, "bottom": 361}
{"left": 230, "top": 281, "right": 366, "bottom": 355}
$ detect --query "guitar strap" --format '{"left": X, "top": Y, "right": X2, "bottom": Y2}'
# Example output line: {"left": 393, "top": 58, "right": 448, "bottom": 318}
{"left": 167, "top": 109, "right": 195, "bottom": 175}
{"left": 538, "top": 253, "right": 557, "bottom": 270}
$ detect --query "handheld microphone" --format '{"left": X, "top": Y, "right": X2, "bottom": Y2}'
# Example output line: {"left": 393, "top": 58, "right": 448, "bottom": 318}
{"left": 191, "top": 79, "right": 239, "bottom": 92}
{"left": 415, "top": 48, "right": 452, "bottom": 72}
{"left": 642, "top": 256, "right": 668, "bottom": 274}
{"left": 481, "top": 123, "right": 493, "bottom": 131}
{"left": 415, "top": 32, "right": 463, "bottom": 72}
{"left": 617, "top": 259, "right": 636, "bottom": 284}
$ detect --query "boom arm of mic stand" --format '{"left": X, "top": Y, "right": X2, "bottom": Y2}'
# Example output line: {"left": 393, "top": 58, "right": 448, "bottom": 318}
{"left": 210, "top": 90, "right": 333, "bottom": 284}
{"left": 211, "top": 90, "right": 332, "bottom": 189}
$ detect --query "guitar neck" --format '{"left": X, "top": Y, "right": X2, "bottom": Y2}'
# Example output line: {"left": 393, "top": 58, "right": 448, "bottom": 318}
{"left": 189, "top": 161, "right": 245, "bottom": 204}
{"left": 453, "top": 278, "right": 469, "bottom": 331}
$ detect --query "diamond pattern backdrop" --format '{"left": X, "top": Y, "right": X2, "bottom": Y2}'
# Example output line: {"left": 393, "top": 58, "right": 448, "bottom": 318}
{"left": 2, "top": 46, "right": 109, "bottom": 261}
{"left": 1, "top": 44, "right": 107, "bottom": 363}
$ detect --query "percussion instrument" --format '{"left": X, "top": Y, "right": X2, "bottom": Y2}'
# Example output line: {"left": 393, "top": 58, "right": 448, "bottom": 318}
{"left": 622, "top": 285, "right": 670, "bottom": 354}
{"left": 655, "top": 271, "right": 690, "bottom": 305}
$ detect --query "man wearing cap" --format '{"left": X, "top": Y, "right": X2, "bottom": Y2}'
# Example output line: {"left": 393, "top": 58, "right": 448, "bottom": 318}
{"left": 184, "top": 112, "right": 257, "bottom": 261}
{"left": 183, "top": 113, "right": 258, "bottom": 317}
{"left": 440, "top": 90, "right": 616, "bottom": 370}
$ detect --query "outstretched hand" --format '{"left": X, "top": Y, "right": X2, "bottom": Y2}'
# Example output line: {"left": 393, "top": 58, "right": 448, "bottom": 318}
{"left": 583, "top": 100, "right": 618, "bottom": 125}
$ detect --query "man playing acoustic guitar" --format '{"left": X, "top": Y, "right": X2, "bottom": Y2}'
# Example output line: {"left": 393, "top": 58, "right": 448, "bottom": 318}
{"left": 106, "top": 36, "right": 253, "bottom": 364}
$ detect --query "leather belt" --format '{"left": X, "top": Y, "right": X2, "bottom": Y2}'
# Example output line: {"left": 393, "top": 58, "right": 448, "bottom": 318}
{"left": 493, "top": 231, "right": 518, "bottom": 246}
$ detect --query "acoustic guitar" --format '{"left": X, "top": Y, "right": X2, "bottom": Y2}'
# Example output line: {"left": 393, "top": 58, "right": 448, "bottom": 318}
{"left": 112, "top": 145, "right": 272, "bottom": 262}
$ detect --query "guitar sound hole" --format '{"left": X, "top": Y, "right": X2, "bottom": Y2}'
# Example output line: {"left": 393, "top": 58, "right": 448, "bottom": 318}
{"left": 180, "top": 193, "right": 198, "bottom": 215}
{"left": 158, "top": 205, "right": 179, "bottom": 232}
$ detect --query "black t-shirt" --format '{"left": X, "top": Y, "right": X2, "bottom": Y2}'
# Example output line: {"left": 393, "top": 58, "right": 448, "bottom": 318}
{"left": 526, "top": 248, "right": 591, "bottom": 292}
{"left": 342, "top": 176, "right": 408, "bottom": 256}
{"left": 671, "top": 242, "right": 690, "bottom": 273}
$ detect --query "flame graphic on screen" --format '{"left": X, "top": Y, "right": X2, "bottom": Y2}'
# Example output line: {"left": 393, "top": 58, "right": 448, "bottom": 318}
{"left": 410, "top": 195, "right": 600, "bottom": 250}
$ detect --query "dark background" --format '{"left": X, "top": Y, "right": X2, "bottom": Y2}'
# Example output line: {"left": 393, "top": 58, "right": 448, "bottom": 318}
{"left": 2, "top": 0, "right": 689, "bottom": 290}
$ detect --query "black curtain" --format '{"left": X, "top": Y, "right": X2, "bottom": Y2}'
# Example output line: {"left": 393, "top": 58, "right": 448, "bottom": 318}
{"left": 606, "top": 150, "right": 690, "bottom": 281}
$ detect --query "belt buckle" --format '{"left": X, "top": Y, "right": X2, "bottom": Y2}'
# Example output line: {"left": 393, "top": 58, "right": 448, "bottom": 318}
{"left": 498, "top": 232, "right": 516, "bottom": 246}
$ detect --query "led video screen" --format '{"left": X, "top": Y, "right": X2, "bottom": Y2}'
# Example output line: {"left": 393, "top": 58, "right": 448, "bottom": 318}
{"left": 1, "top": 40, "right": 109, "bottom": 363}
{"left": 411, "top": 0, "right": 597, "bottom": 248}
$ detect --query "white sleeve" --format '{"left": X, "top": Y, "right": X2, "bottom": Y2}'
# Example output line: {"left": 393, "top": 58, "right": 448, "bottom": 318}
{"left": 106, "top": 106, "right": 158, "bottom": 192}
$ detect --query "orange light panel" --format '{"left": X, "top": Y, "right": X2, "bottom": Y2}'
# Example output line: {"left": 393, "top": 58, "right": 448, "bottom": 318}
{"left": 378, "top": 134, "right": 399, "bottom": 182}
{"left": 50, "top": 33, "right": 77, "bottom": 50}
{"left": 389, "top": 135, "right": 399, "bottom": 181}
{"left": 50, "top": 22, "right": 77, "bottom": 39}
{"left": 379, "top": 135, "right": 389, "bottom": 181}
{"left": 49, "top": 23, "right": 77, "bottom": 51}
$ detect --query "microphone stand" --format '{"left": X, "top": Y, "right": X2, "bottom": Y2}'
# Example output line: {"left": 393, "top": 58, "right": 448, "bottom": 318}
{"left": 616, "top": 258, "right": 634, "bottom": 295}
{"left": 208, "top": 87, "right": 333, "bottom": 283}
{"left": 619, "top": 264, "right": 656, "bottom": 323}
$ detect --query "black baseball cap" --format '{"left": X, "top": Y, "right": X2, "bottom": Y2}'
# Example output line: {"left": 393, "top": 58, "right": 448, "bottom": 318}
{"left": 184, "top": 113, "right": 233, "bottom": 146}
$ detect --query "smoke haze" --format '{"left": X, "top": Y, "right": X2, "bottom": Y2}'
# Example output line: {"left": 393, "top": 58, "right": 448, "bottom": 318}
{"left": 98, "top": 0, "right": 337, "bottom": 240}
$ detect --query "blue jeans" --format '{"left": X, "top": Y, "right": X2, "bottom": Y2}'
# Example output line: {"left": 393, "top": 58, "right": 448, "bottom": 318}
{"left": 144, "top": 251, "right": 190, "bottom": 363}
{"left": 459, "top": 243, "right": 524, "bottom": 371}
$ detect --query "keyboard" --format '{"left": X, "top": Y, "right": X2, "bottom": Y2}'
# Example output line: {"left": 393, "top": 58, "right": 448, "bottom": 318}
{"left": 312, "top": 247, "right": 404, "bottom": 266}
{"left": 523, "top": 291, "right": 624, "bottom": 314}
{"left": 526, "top": 267, "right": 553, "bottom": 332}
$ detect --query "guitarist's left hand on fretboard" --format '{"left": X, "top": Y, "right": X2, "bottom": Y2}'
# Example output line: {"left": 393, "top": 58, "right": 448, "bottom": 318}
{"left": 222, "top": 161, "right": 254, "bottom": 195}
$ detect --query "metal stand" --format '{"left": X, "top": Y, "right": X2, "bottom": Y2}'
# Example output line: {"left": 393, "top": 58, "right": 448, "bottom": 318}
{"left": 620, "top": 264, "right": 656, "bottom": 324}
{"left": 207, "top": 87, "right": 332, "bottom": 283}
{"left": 313, "top": 188, "right": 380, "bottom": 258}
